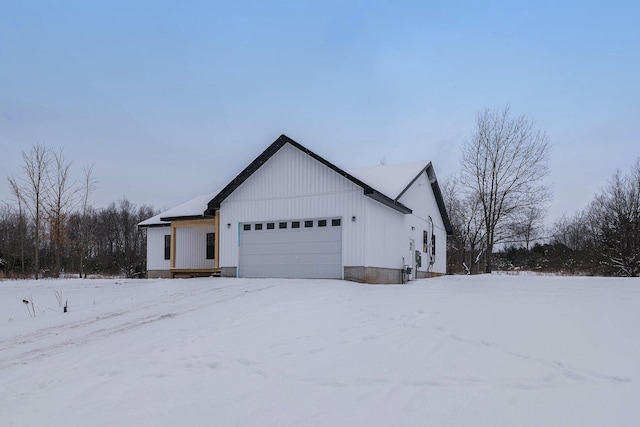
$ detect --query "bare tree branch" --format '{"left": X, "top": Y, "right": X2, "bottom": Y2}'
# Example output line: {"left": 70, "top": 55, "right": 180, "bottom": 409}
{"left": 460, "top": 104, "right": 551, "bottom": 272}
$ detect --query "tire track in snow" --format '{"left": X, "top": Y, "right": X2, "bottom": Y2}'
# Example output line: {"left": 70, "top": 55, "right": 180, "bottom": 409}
{"left": 0, "top": 284, "right": 274, "bottom": 370}
{"left": 0, "top": 285, "right": 226, "bottom": 351}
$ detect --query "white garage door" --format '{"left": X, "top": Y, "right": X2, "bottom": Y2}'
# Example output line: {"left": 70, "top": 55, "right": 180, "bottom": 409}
{"left": 239, "top": 218, "right": 342, "bottom": 279}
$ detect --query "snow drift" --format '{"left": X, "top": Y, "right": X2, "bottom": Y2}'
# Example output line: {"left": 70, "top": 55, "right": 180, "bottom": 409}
{"left": 1, "top": 275, "right": 638, "bottom": 426}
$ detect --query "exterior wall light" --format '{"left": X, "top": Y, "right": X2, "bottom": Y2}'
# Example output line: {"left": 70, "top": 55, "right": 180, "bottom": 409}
{"left": 351, "top": 216, "right": 356, "bottom": 222}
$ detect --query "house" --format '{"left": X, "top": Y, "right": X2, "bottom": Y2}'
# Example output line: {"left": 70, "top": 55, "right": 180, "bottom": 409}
{"left": 138, "top": 135, "right": 452, "bottom": 283}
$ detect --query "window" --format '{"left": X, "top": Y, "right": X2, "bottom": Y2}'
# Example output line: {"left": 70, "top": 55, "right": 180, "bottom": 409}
{"left": 243, "top": 224, "right": 251, "bottom": 231}
{"left": 255, "top": 223, "right": 263, "bottom": 230}
{"left": 292, "top": 221, "right": 300, "bottom": 229}
{"left": 305, "top": 220, "right": 313, "bottom": 228}
{"left": 164, "top": 235, "right": 171, "bottom": 260}
{"left": 332, "top": 218, "right": 341, "bottom": 226}
{"left": 431, "top": 235, "right": 436, "bottom": 257}
{"left": 318, "top": 219, "right": 327, "bottom": 227}
{"left": 423, "top": 230, "right": 428, "bottom": 253}
{"left": 267, "top": 222, "right": 275, "bottom": 230}
{"left": 279, "top": 222, "right": 287, "bottom": 229}
{"left": 206, "top": 233, "right": 215, "bottom": 259}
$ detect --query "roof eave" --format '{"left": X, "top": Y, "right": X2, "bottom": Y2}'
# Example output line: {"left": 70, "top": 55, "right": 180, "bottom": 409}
{"left": 137, "top": 222, "right": 170, "bottom": 229}
{"left": 159, "top": 215, "right": 207, "bottom": 222}
{"left": 364, "top": 190, "right": 413, "bottom": 214}
{"left": 207, "top": 134, "right": 413, "bottom": 214}
{"left": 428, "top": 173, "right": 453, "bottom": 235}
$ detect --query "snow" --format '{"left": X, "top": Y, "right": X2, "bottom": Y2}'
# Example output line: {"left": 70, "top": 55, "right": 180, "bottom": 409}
{"left": 138, "top": 191, "right": 219, "bottom": 227}
{"left": 348, "top": 160, "right": 430, "bottom": 199}
{"left": 1, "top": 275, "right": 638, "bottom": 426}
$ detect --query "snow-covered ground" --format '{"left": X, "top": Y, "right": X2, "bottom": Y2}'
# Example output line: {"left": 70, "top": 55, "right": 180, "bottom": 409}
{"left": 1, "top": 275, "right": 638, "bottom": 426}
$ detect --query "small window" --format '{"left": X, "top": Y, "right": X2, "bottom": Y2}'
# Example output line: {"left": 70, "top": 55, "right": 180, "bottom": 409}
{"left": 292, "top": 221, "right": 300, "bottom": 228}
{"left": 432, "top": 235, "right": 436, "bottom": 256}
{"left": 305, "top": 220, "right": 313, "bottom": 228}
{"left": 423, "top": 230, "right": 428, "bottom": 253}
{"left": 267, "top": 222, "right": 275, "bottom": 230}
{"left": 255, "top": 223, "right": 263, "bottom": 230}
{"left": 318, "top": 219, "right": 327, "bottom": 227}
{"left": 243, "top": 224, "right": 251, "bottom": 231}
{"left": 164, "top": 235, "right": 171, "bottom": 260}
{"left": 206, "top": 233, "right": 215, "bottom": 259}
{"left": 332, "top": 219, "right": 341, "bottom": 226}
{"left": 279, "top": 222, "right": 287, "bottom": 229}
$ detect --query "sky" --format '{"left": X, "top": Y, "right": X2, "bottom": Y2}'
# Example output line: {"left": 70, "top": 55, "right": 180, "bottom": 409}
{"left": 1, "top": 0, "right": 639, "bottom": 225}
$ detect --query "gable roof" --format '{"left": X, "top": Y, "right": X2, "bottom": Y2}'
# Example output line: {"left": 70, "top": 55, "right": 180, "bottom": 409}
{"left": 206, "top": 134, "right": 412, "bottom": 215}
{"left": 140, "top": 134, "right": 452, "bottom": 235}
{"left": 349, "top": 160, "right": 453, "bottom": 235}
{"left": 348, "top": 160, "right": 432, "bottom": 200}
{"left": 138, "top": 191, "right": 219, "bottom": 227}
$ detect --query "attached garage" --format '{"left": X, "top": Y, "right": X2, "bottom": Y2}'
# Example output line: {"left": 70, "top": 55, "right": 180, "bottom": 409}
{"left": 140, "top": 134, "right": 453, "bottom": 283}
{"left": 239, "top": 218, "right": 342, "bottom": 279}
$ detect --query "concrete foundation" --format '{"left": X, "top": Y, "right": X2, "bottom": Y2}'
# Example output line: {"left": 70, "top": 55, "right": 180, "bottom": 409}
{"left": 149, "top": 266, "right": 440, "bottom": 282}
{"left": 220, "top": 266, "right": 238, "bottom": 278}
{"left": 147, "top": 270, "right": 172, "bottom": 279}
{"left": 344, "top": 266, "right": 404, "bottom": 284}
{"left": 416, "top": 271, "right": 445, "bottom": 279}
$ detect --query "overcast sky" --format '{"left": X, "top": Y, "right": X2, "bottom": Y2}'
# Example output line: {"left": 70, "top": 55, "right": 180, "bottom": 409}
{"left": 1, "top": 0, "right": 638, "bottom": 225}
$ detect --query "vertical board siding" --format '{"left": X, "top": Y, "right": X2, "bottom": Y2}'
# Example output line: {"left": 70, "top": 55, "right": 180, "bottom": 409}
{"left": 175, "top": 225, "right": 215, "bottom": 269}
{"left": 220, "top": 144, "right": 366, "bottom": 268}
{"left": 147, "top": 227, "right": 171, "bottom": 271}
{"left": 364, "top": 198, "right": 407, "bottom": 269}
{"left": 398, "top": 172, "right": 448, "bottom": 274}
{"left": 224, "top": 145, "right": 360, "bottom": 202}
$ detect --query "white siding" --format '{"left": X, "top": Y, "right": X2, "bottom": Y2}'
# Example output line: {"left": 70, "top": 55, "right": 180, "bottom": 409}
{"left": 361, "top": 171, "right": 449, "bottom": 275}
{"left": 363, "top": 198, "right": 407, "bottom": 269}
{"left": 219, "top": 144, "right": 366, "bottom": 270}
{"left": 147, "top": 226, "right": 171, "bottom": 271}
{"left": 175, "top": 225, "right": 215, "bottom": 269}
{"left": 398, "top": 171, "right": 448, "bottom": 274}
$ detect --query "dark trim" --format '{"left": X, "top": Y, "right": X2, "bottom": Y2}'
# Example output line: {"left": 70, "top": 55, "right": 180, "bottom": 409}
{"left": 395, "top": 162, "right": 432, "bottom": 201}
{"left": 159, "top": 215, "right": 207, "bottom": 222}
{"left": 206, "top": 134, "right": 412, "bottom": 215}
{"left": 429, "top": 175, "right": 453, "bottom": 235}
{"left": 395, "top": 163, "right": 453, "bottom": 236}
{"left": 138, "top": 223, "right": 171, "bottom": 229}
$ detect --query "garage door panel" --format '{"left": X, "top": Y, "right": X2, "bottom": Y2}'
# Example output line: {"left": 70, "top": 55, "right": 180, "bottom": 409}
{"left": 241, "top": 252, "right": 342, "bottom": 265}
{"left": 240, "top": 241, "right": 341, "bottom": 256}
{"left": 239, "top": 218, "right": 342, "bottom": 279}
{"left": 243, "top": 229, "right": 340, "bottom": 244}
{"left": 241, "top": 263, "right": 341, "bottom": 279}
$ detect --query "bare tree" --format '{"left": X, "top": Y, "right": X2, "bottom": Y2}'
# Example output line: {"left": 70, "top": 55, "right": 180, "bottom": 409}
{"left": 443, "top": 178, "right": 486, "bottom": 274}
{"left": 460, "top": 105, "right": 551, "bottom": 273}
{"left": 11, "top": 144, "right": 52, "bottom": 279}
{"left": 7, "top": 177, "right": 27, "bottom": 276}
{"left": 46, "top": 148, "right": 79, "bottom": 277}
{"left": 507, "top": 206, "right": 546, "bottom": 250}
{"left": 589, "top": 160, "right": 640, "bottom": 276}
{"left": 78, "top": 164, "right": 97, "bottom": 278}
{"left": 552, "top": 212, "right": 589, "bottom": 251}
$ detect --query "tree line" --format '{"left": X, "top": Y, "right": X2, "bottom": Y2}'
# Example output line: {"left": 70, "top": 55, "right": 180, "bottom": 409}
{"left": 5, "top": 110, "right": 637, "bottom": 279}
{"left": 1, "top": 144, "right": 156, "bottom": 279}
{"left": 546, "top": 159, "right": 640, "bottom": 276}
{"left": 445, "top": 104, "right": 640, "bottom": 277}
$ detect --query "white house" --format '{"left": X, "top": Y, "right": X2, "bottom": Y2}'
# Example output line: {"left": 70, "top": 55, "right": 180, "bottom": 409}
{"left": 138, "top": 135, "right": 452, "bottom": 284}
